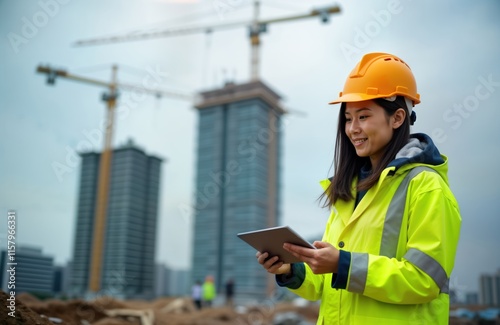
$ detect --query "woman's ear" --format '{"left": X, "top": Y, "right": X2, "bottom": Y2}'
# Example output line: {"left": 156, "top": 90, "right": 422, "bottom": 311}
{"left": 392, "top": 108, "right": 406, "bottom": 129}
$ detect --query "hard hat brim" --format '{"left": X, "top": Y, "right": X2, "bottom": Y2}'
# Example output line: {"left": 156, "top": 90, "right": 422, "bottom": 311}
{"left": 329, "top": 93, "right": 421, "bottom": 105}
{"left": 328, "top": 93, "right": 380, "bottom": 105}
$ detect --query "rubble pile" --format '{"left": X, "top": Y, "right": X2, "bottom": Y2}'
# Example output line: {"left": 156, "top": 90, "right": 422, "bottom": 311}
{"left": 1, "top": 290, "right": 319, "bottom": 325}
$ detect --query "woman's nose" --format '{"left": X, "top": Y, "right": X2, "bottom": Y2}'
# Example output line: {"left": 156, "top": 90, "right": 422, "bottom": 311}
{"left": 348, "top": 119, "right": 360, "bottom": 134}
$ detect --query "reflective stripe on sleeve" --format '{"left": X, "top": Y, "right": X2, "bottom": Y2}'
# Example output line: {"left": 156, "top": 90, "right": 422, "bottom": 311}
{"left": 380, "top": 167, "right": 435, "bottom": 258}
{"left": 348, "top": 252, "right": 368, "bottom": 293}
{"left": 404, "top": 248, "right": 449, "bottom": 293}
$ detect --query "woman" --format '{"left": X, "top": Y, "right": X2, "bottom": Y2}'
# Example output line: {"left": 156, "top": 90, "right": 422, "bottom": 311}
{"left": 257, "top": 52, "right": 461, "bottom": 324}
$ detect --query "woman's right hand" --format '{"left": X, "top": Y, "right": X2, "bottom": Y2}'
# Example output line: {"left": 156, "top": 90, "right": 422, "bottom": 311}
{"left": 256, "top": 251, "right": 291, "bottom": 275}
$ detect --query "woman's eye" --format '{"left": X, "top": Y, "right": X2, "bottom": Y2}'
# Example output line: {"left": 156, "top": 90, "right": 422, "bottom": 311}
{"left": 345, "top": 118, "right": 351, "bottom": 122}
{"left": 359, "top": 115, "right": 368, "bottom": 120}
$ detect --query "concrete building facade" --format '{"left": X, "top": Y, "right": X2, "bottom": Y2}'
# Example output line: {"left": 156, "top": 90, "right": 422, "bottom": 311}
{"left": 191, "top": 81, "right": 284, "bottom": 301}
{"left": 0, "top": 246, "right": 54, "bottom": 295}
{"left": 71, "top": 140, "right": 162, "bottom": 299}
{"left": 480, "top": 270, "right": 500, "bottom": 306}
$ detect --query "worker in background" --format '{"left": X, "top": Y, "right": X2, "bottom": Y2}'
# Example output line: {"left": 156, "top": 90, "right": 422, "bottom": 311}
{"left": 191, "top": 280, "right": 202, "bottom": 310}
{"left": 256, "top": 52, "right": 461, "bottom": 324}
{"left": 225, "top": 278, "right": 235, "bottom": 307}
{"left": 202, "top": 275, "right": 216, "bottom": 308}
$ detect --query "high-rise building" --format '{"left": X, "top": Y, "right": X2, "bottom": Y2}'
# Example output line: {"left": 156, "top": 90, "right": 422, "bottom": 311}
{"left": 465, "top": 292, "right": 478, "bottom": 305}
{"left": 154, "top": 264, "right": 168, "bottom": 298}
{"left": 63, "top": 261, "right": 73, "bottom": 297}
{"left": 166, "top": 267, "right": 190, "bottom": 297}
{"left": 53, "top": 265, "right": 63, "bottom": 294}
{"left": 71, "top": 140, "right": 162, "bottom": 299}
{"left": 154, "top": 264, "right": 190, "bottom": 297}
{"left": 191, "top": 80, "right": 284, "bottom": 301}
{"left": 479, "top": 269, "right": 500, "bottom": 306}
{"left": 0, "top": 246, "right": 54, "bottom": 295}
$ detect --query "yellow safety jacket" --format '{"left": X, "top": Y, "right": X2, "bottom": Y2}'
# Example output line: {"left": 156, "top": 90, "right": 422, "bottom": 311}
{"left": 279, "top": 154, "right": 461, "bottom": 324}
{"left": 202, "top": 281, "right": 216, "bottom": 301}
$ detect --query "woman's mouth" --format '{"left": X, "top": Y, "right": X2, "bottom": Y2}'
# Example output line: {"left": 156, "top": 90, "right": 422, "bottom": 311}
{"left": 352, "top": 138, "right": 367, "bottom": 146}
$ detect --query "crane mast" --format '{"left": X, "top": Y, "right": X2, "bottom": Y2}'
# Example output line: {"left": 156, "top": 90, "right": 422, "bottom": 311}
{"left": 250, "top": 0, "right": 261, "bottom": 80}
{"left": 88, "top": 65, "right": 117, "bottom": 293}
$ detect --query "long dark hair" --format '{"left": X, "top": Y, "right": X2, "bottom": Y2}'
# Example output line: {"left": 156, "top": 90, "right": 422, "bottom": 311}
{"left": 320, "top": 96, "right": 411, "bottom": 206}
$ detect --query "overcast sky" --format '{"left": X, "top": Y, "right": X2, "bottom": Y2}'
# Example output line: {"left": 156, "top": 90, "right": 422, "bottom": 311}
{"left": 1, "top": 0, "right": 499, "bottom": 297}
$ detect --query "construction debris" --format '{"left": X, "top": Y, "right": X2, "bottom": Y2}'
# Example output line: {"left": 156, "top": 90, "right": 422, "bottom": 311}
{"left": 2, "top": 290, "right": 320, "bottom": 325}
{"left": 105, "top": 309, "right": 154, "bottom": 325}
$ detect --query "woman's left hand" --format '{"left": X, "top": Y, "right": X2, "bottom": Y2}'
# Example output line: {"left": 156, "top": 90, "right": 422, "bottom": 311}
{"left": 283, "top": 241, "right": 340, "bottom": 274}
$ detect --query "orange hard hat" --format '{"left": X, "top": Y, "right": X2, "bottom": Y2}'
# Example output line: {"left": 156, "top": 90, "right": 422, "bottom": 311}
{"left": 329, "top": 52, "right": 420, "bottom": 106}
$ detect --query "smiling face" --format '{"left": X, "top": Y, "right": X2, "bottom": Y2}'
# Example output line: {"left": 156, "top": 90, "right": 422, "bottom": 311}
{"left": 345, "top": 100, "right": 406, "bottom": 167}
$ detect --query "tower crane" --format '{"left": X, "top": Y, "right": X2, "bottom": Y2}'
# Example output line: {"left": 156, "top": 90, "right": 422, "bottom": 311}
{"left": 73, "top": 1, "right": 341, "bottom": 81}
{"left": 37, "top": 65, "right": 193, "bottom": 294}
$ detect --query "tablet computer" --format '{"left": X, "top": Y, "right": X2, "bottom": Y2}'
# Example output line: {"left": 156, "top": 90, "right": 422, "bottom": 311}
{"left": 237, "top": 225, "right": 316, "bottom": 264}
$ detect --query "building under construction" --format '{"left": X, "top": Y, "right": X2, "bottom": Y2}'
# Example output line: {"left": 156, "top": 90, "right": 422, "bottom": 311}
{"left": 191, "top": 80, "right": 285, "bottom": 301}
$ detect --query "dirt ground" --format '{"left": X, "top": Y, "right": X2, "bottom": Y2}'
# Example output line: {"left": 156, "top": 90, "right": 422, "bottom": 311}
{"left": 1, "top": 290, "right": 319, "bottom": 325}
{"left": 3, "top": 290, "right": 497, "bottom": 325}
